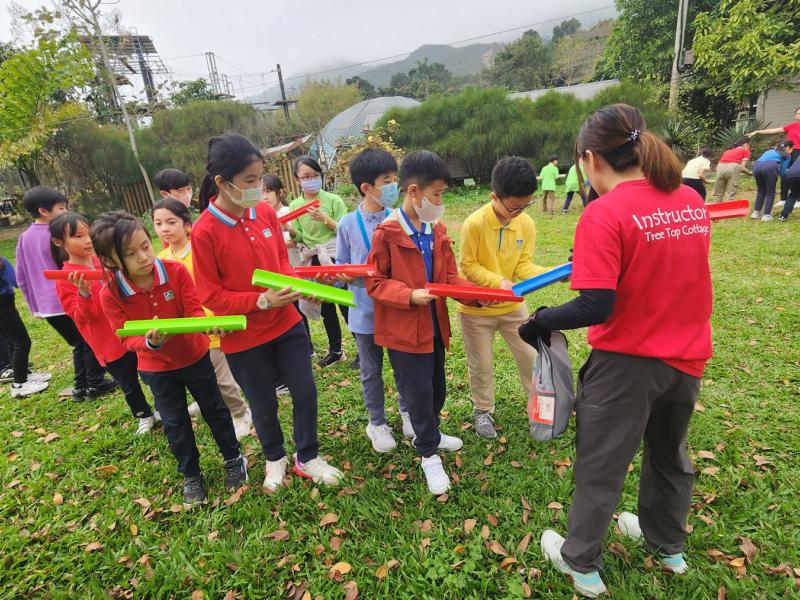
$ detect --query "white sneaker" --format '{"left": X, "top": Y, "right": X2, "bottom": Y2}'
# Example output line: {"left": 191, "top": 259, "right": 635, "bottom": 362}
{"left": 293, "top": 454, "right": 344, "bottom": 485}
{"left": 400, "top": 411, "right": 414, "bottom": 439}
{"left": 438, "top": 432, "right": 463, "bottom": 452}
{"left": 263, "top": 456, "right": 289, "bottom": 491}
{"left": 10, "top": 380, "right": 49, "bottom": 398}
{"left": 187, "top": 402, "right": 201, "bottom": 417}
{"left": 618, "top": 512, "right": 688, "bottom": 574}
{"left": 232, "top": 408, "right": 252, "bottom": 440}
{"left": 421, "top": 455, "right": 450, "bottom": 495}
{"left": 136, "top": 416, "right": 156, "bottom": 435}
{"left": 761, "top": 214, "right": 773, "bottom": 222}
{"left": 541, "top": 530, "right": 608, "bottom": 598}
{"left": 366, "top": 423, "right": 397, "bottom": 453}
{"left": 750, "top": 210, "right": 762, "bottom": 219}
{"left": 28, "top": 371, "right": 52, "bottom": 383}
{"left": 153, "top": 410, "right": 161, "bottom": 422}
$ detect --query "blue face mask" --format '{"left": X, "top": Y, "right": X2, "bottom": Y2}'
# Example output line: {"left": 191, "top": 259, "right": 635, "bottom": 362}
{"left": 377, "top": 182, "right": 399, "bottom": 208}
{"left": 300, "top": 177, "right": 322, "bottom": 194}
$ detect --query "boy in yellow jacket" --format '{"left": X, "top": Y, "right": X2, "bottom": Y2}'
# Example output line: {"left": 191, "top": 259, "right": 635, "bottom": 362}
{"left": 459, "top": 157, "right": 548, "bottom": 438}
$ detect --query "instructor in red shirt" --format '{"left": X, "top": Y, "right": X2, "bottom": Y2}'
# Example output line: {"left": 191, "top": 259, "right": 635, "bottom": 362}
{"left": 519, "top": 103, "right": 713, "bottom": 598}
{"left": 748, "top": 106, "right": 800, "bottom": 202}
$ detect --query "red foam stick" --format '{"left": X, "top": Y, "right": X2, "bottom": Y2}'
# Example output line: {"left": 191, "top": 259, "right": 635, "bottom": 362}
{"left": 706, "top": 199, "right": 749, "bottom": 221}
{"left": 279, "top": 199, "right": 321, "bottom": 224}
{"left": 292, "top": 264, "right": 376, "bottom": 278}
{"left": 425, "top": 283, "right": 523, "bottom": 303}
{"left": 44, "top": 270, "right": 107, "bottom": 281}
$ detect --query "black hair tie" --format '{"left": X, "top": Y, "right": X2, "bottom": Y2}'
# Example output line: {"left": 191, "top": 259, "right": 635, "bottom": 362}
{"left": 628, "top": 129, "right": 641, "bottom": 144}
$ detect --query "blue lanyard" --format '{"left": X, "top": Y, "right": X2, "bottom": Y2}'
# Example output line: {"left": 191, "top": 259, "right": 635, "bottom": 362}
{"left": 355, "top": 208, "right": 389, "bottom": 251}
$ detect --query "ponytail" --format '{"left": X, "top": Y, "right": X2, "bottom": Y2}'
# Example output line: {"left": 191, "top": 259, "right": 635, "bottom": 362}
{"left": 576, "top": 103, "right": 682, "bottom": 194}
{"left": 636, "top": 131, "right": 683, "bottom": 192}
{"left": 198, "top": 174, "right": 218, "bottom": 211}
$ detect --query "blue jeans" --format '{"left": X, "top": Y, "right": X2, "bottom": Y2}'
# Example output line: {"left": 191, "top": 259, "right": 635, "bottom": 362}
{"left": 753, "top": 161, "right": 780, "bottom": 215}
{"left": 140, "top": 352, "right": 239, "bottom": 477}
{"left": 354, "top": 332, "right": 407, "bottom": 425}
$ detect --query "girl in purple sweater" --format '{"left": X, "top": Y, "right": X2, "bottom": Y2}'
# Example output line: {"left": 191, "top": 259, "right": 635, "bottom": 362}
{"left": 15, "top": 187, "right": 116, "bottom": 401}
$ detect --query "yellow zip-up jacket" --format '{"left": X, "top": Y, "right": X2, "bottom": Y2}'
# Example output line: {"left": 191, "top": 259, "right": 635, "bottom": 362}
{"left": 458, "top": 202, "right": 547, "bottom": 316}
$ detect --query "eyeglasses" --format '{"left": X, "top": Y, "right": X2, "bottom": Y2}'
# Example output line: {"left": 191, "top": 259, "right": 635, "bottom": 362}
{"left": 297, "top": 175, "right": 321, "bottom": 181}
{"left": 500, "top": 198, "right": 533, "bottom": 214}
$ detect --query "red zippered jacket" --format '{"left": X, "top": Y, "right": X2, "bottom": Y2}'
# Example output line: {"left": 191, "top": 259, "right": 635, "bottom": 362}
{"left": 55, "top": 257, "right": 126, "bottom": 366}
{"left": 99, "top": 259, "right": 208, "bottom": 372}
{"left": 366, "top": 213, "right": 477, "bottom": 354}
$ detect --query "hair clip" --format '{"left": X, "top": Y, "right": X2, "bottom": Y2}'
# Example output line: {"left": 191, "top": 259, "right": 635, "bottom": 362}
{"left": 628, "top": 129, "right": 641, "bottom": 144}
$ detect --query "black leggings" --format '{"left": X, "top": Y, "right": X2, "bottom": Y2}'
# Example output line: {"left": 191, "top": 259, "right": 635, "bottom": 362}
{"left": 682, "top": 178, "right": 707, "bottom": 200}
{"left": 780, "top": 177, "right": 800, "bottom": 219}
{"left": 0, "top": 295, "right": 31, "bottom": 384}
{"left": 105, "top": 351, "right": 153, "bottom": 418}
{"left": 45, "top": 315, "right": 106, "bottom": 390}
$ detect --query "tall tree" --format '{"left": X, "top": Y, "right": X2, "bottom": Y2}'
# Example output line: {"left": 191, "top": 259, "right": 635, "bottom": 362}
{"left": 693, "top": 0, "right": 800, "bottom": 100}
{"left": 552, "top": 18, "right": 581, "bottom": 42}
{"left": 484, "top": 33, "right": 553, "bottom": 91}
{"left": 345, "top": 76, "right": 377, "bottom": 99}
{"left": 596, "top": 0, "right": 717, "bottom": 83}
{"left": 170, "top": 78, "right": 215, "bottom": 106}
{"left": 295, "top": 81, "right": 362, "bottom": 132}
{"left": 0, "top": 35, "right": 92, "bottom": 184}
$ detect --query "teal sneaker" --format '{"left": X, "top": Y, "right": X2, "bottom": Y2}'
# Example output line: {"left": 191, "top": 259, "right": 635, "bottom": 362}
{"left": 618, "top": 512, "right": 688, "bottom": 574}
{"left": 541, "top": 529, "right": 608, "bottom": 598}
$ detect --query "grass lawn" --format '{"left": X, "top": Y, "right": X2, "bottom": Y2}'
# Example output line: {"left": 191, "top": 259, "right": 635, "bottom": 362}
{"left": 0, "top": 184, "right": 798, "bottom": 599}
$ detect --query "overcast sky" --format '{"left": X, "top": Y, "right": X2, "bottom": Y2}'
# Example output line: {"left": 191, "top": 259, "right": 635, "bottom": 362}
{"left": 1, "top": 0, "right": 615, "bottom": 99}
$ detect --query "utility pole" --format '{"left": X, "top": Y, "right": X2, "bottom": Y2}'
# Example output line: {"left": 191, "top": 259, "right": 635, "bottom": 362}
{"left": 277, "top": 64, "right": 290, "bottom": 124}
{"left": 668, "top": 0, "right": 690, "bottom": 111}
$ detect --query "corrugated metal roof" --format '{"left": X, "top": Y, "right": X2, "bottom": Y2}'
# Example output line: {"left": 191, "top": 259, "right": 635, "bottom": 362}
{"left": 509, "top": 79, "right": 620, "bottom": 102}
{"left": 311, "top": 96, "right": 421, "bottom": 164}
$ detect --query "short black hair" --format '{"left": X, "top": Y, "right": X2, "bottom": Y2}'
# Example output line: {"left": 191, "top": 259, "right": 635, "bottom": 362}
{"left": 22, "top": 186, "right": 67, "bottom": 218}
{"left": 350, "top": 148, "right": 398, "bottom": 196}
{"left": 779, "top": 140, "right": 794, "bottom": 149}
{"left": 293, "top": 155, "right": 323, "bottom": 176}
{"left": 548, "top": 154, "right": 559, "bottom": 162}
{"left": 399, "top": 150, "right": 450, "bottom": 190}
{"left": 491, "top": 156, "right": 538, "bottom": 199}
{"left": 154, "top": 168, "right": 190, "bottom": 192}
{"left": 700, "top": 146, "right": 713, "bottom": 159}
{"left": 152, "top": 198, "right": 192, "bottom": 227}
{"left": 262, "top": 174, "right": 284, "bottom": 192}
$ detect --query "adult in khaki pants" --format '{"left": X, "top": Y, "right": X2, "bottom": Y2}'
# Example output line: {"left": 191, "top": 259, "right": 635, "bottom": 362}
{"left": 711, "top": 138, "right": 751, "bottom": 202}
{"left": 459, "top": 156, "right": 549, "bottom": 439}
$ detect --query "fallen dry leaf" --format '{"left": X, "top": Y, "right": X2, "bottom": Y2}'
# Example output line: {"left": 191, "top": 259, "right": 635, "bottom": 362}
{"left": 484, "top": 453, "right": 493, "bottom": 466}
{"left": 729, "top": 556, "right": 746, "bottom": 568}
{"left": 191, "top": 591, "right": 204, "bottom": 600}
{"left": 267, "top": 529, "right": 289, "bottom": 541}
{"left": 464, "top": 518, "right": 477, "bottom": 533}
{"left": 487, "top": 514, "right": 498, "bottom": 526}
{"left": 330, "top": 536, "right": 343, "bottom": 551}
{"left": 10, "top": 431, "right": 23, "bottom": 438}
{"left": 499, "top": 557, "right": 517, "bottom": 570}
{"left": 546, "top": 501, "right": 563, "bottom": 510}
{"left": 739, "top": 538, "right": 757, "bottom": 564}
{"left": 701, "top": 466, "right": 719, "bottom": 476}
{"left": 418, "top": 519, "right": 433, "bottom": 533}
{"left": 84, "top": 541, "right": 103, "bottom": 553}
{"left": 697, "top": 450, "right": 716, "bottom": 460}
{"left": 207, "top": 530, "right": 218, "bottom": 541}
{"left": 43, "top": 432, "right": 60, "bottom": 443}
{"left": 52, "top": 492, "right": 64, "bottom": 506}
{"left": 522, "top": 582, "right": 532, "bottom": 598}
{"left": 608, "top": 542, "right": 631, "bottom": 562}
{"left": 421, "top": 538, "right": 431, "bottom": 550}
{"left": 328, "top": 562, "right": 352, "bottom": 578}
{"left": 436, "top": 493, "right": 448, "bottom": 503}
{"left": 481, "top": 525, "right": 490, "bottom": 540}
{"left": 517, "top": 532, "right": 532, "bottom": 554}
{"left": 133, "top": 498, "right": 151, "bottom": 510}
{"left": 129, "top": 524, "right": 138, "bottom": 536}
{"left": 343, "top": 581, "right": 358, "bottom": 600}
{"left": 717, "top": 587, "right": 726, "bottom": 600}
{"left": 319, "top": 513, "right": 338, "bottom": 527}
{"left": 488, "top": 541, "right": 508, "bottom": 556}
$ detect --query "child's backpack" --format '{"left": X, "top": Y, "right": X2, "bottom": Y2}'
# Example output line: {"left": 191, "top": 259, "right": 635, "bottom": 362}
{"left": 527, "top": 331, "right": 575, "bottom": 441}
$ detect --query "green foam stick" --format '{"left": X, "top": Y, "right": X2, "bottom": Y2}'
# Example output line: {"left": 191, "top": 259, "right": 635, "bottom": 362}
{"left": 251, "top": 269, "right": 356, "bottom": 308}
{"left": 117, "top": 315, "right": 247, "bottom": 337}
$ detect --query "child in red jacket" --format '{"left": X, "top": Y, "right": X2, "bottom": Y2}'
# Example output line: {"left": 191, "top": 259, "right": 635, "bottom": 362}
{"left": 366, "top": 150, "right": 483, "bottom": 495}
{"left": 50, "top": 212, "right": 157, "bottom": 434}
{"left": 92, "top": 210, "right": 246, "bottom": 505}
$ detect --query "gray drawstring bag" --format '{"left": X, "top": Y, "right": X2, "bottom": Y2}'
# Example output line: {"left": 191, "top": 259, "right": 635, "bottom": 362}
{"left": 527, "top": 331, "right": 575, "bottom": 441}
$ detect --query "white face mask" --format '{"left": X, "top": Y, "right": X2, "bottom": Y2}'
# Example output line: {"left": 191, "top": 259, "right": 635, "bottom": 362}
{"left": 171, "top": 191, "right": 192, "bottom": 207}
{"left": 224, "top": 181, "right": 262, "bottom": 208}
{"left": 414, "top": 196, "right": 444, "bottom": 224}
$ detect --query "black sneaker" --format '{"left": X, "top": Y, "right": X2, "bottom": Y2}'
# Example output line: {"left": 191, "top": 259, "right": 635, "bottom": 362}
{"left": 778, "top": 216, "right": 787, "bottom": 222}
{"left": 0, "top": 367, "right": 14, "bottom": 383}
{"left": 347, "top": 355, "right": 360, "bottom": 370}
{"left": 182, "top": 474, "right": 207, "bottom": 505}
{"left": 86, "top": 379, "right": 118, "bottom": 399}
{"left": 317, "top": 351, "right": 343, "bottom": 368}
{"left": 224, "top": 455, "right": 249, "bottom": 491}
{"left": 72, "top": 388, "right": 88, "bottom": 402}
{"left": 275, "top": 383, "right": 290, "bottom": 396}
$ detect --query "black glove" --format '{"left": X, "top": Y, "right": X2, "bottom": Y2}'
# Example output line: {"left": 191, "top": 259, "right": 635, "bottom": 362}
{"left": 518, "top": 307, "right": 551, "bottom": 347}
{"left": 561, "top": 248, "right": 573, "bottom": 282}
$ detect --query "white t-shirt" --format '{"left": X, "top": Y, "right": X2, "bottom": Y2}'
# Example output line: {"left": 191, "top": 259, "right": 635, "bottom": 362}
{"left": 682, "top": 156, "right": 711, "bottom": 179}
